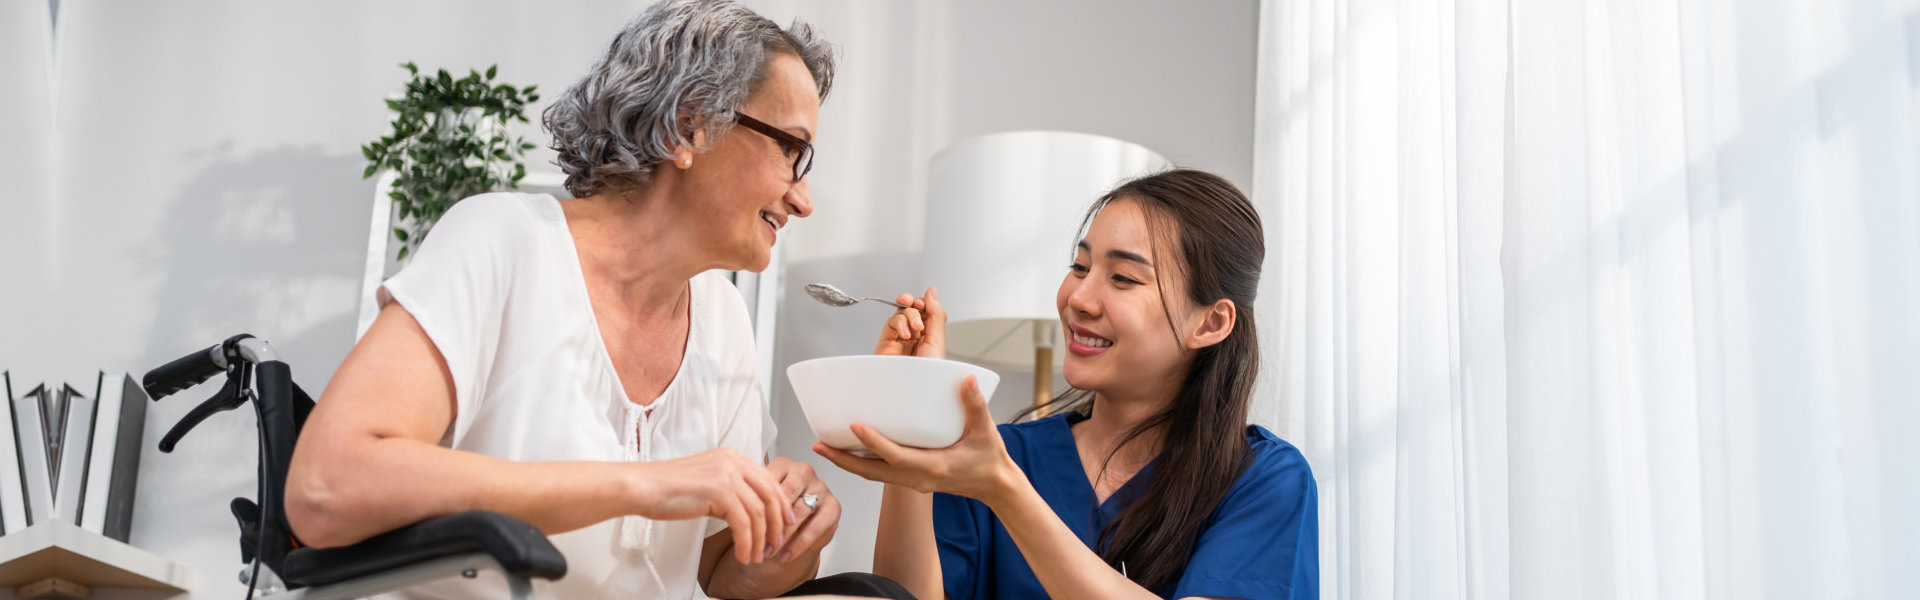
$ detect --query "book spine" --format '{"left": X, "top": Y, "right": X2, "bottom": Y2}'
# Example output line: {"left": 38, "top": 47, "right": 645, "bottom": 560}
{"left": 0, "top": 373, "right": 24, "bottom": 533}
{"left": 102, "top": 375, "right": 147, "bottom": 542}
{"left": 13, "top": 385, "right": 54, "bottom": 525}
{"left": 81, "top": 372, "right": 119, "bottom": 533}
{"left": 52, "top": 385, "right": 95, "bottom": 523}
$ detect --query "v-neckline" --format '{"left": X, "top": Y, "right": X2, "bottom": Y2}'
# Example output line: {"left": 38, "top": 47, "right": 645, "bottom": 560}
{"left": 552, "top": 194, "right": 697, "bottom": 410}
{"left": 1055, "top": 413, "right": 1156, "bottom": 516}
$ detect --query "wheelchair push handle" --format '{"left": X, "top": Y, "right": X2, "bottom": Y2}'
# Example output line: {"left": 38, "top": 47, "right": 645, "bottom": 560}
{"left": 146, "top": 334, "right": 295, "bottom": 454}
{"left": 144, "top": 343, "right": 226, "bottom": 400}
{"left": 144, "top": 333, "right": 275, "bottom": 400}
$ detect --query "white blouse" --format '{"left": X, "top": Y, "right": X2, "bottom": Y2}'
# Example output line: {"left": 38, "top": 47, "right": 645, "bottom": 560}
{"left": 372, "top": 192, "right": 772, "bottom": 599}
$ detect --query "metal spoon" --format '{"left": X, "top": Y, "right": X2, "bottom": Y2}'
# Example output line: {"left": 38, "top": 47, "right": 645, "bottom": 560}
{"left": 804, "top": 283, "right": 908, "bottom": 309}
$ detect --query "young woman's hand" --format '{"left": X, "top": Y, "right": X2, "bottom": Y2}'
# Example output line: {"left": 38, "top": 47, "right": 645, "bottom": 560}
{"left": 813, "top": 376, "right": 1020, "bottom": 505}
{"left": 873, "top": 287, "right": 946, "bottom": 359}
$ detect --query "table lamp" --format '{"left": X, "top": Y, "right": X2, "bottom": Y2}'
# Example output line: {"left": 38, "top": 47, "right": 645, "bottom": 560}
{"left": 922, "top": 131, "right": 1170, "bottom": 410}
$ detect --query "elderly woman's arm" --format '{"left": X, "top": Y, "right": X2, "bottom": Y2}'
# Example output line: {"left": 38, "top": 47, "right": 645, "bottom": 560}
{"left": 285, "top": 302, "right": 791, "bottom": 566}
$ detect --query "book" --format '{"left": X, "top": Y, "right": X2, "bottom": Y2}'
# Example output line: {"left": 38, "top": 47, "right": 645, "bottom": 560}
{"left": 0, "top": 373, "right": 23, "bottom": 533}
{"left": 12, "top": 384, "right": 55, "bottom": 525}
{"left": 82, "top": 373, "right": 146, "bottom": 541}
{"left": 52, "top": 383, "right": 96, "bottom": 525}
{"left": 0, "top": 374, "right": 147, "bottom": 537}
{"left": 79, "top": 372, "right": 114, "bottom": 533}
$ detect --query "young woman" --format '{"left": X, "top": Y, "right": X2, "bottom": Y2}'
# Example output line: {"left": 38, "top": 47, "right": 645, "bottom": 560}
{"left": 818, "top": 169, "right": 1318, "bottom": 600}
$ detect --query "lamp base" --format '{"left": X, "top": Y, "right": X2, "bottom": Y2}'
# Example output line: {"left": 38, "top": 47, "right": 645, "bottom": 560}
{"left": 1034, "top": 346, "right": 1053, "bottom": 417}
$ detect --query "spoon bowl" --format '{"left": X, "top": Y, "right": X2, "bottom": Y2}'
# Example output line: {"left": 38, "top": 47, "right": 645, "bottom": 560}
{"left": 805, "top": 283, "right": 907, "bottom": 309}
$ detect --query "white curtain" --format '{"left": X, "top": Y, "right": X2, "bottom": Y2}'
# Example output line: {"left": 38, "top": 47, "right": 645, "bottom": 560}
{"left": 1252, "top": 0, "right": 1920, "bottom": 598}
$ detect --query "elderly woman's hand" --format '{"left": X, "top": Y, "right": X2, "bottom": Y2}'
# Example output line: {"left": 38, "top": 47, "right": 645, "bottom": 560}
{"left": 631, "top": 447, "right": 792, "bottom": 565}
{"left": 766, "top": 457, "right": 839, "bottom": 563}
{"left": 873, "top": 287, "right": 946, "bottom": 358}
{"left": 812, "top": 376, "right": 1020, "bottom": 505}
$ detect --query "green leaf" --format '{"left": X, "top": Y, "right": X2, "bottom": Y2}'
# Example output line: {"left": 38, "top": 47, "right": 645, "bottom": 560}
{"left": 397, "top": 246, "right": 410, "bottom": 261}
{"left": 369, "top": 63, "right": 541, "bottom": 243}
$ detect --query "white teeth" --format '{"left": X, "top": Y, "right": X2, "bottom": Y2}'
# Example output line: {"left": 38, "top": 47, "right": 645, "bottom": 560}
{"left": 1073, "top": 333, "right": 1112, "bottom": 348}
{"left": 760, "top": 212, "right": 778, "bottom": 229}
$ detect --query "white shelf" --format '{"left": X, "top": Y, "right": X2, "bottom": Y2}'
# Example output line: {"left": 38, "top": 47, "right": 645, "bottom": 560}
{"left": 0, "top": 519, "right": 190, "bottom": 591}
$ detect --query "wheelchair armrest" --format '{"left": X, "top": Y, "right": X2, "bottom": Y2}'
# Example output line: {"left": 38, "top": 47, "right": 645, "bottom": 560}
{"left": 279, "top": 511, "right": 566, "bottom": 588}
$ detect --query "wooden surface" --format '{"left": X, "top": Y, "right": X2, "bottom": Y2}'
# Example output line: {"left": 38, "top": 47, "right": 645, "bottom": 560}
{"left": 0, "top": 520, "right": 190, "bottom": 591}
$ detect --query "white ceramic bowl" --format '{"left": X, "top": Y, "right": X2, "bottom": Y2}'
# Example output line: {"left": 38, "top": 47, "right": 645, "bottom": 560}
{"left": 786, "top": 355, "right": 1001, "bottom": 454}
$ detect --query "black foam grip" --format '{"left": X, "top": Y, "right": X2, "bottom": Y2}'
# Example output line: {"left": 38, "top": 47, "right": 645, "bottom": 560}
{"left": 143, "top": 345, "right": 222, "bottom": 400}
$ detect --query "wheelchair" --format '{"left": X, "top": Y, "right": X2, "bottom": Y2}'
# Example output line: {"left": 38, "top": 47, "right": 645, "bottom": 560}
{"left": 144, "top": 334, "right": 566, "bottom": 599}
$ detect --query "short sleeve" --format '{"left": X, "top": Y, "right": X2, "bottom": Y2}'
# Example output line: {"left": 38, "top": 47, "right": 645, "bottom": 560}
{"left": 933, "top": 492, "right": 990, "bottom": 600}
{"left": 1170, "top": 438, "right": 1320, "bottom": 600}
{"left": 376, "top": 194, "right": 525, "bottom": 447}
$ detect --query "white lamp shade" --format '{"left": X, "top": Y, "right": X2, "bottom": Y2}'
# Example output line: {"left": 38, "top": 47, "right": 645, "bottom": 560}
{"left": 922, "top": 131, "right": 1170, "bottom": 370}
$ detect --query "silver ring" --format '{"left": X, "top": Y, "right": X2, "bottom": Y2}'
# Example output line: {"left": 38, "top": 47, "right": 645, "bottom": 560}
{"left": 800, "top": 493, "right": 820, "bottom": 511}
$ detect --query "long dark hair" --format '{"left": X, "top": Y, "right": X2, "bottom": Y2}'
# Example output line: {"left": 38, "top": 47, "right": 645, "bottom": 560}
{"left": 1013, "top": 169, "right": 1264, "bottom": 591}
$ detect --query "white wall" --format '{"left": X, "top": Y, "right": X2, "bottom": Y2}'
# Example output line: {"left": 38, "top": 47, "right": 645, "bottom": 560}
{"left": 2, "top": 0, "right": 1257, "bottom": 595}
{"left": 1, "top": 2, "right": 56, "bottom": 373}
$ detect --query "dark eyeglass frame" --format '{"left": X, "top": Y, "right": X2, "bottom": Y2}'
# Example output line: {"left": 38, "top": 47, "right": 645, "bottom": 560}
{"left": 732, "top": 111, "right": 814, "bottom": 182}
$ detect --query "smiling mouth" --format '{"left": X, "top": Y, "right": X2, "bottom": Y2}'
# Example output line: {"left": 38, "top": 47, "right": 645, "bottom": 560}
{"left": 760, "top": 211, "right": 780, "bottom": 234}
{"left": 1066, "top": 326, "right": 1112, "bottom": 356}
{"left": 1071, "top": 330, "right": 1112, "bottom": 348}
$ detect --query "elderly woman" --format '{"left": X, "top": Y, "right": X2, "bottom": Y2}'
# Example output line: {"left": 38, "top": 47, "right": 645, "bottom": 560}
{"left": 285, "top": 1, "right": 859, "bottom": 598}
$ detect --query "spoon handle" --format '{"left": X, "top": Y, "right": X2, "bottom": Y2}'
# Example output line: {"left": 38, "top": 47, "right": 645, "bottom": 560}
{"left": 864, "top": 297, "right": 909, "bottom": 309}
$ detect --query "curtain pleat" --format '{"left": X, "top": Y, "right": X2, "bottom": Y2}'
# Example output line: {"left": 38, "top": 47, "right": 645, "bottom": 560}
{"left": 1253, "top": 0, "right": 1920, "bottom": 598}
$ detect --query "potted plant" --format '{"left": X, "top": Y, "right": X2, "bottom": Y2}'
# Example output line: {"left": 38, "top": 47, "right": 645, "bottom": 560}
{"left": 361, "top": 62, "right": 540, "bottom": 260}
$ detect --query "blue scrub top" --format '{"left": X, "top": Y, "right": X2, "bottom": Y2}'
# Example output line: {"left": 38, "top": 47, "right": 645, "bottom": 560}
{"left": 933, "top": 412, "right": 1318, "bottom": 599}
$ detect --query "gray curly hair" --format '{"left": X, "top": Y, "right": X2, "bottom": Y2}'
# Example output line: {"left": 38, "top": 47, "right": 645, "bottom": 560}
{"left": 544, "top": 0, "right": 835, "bottom": 198}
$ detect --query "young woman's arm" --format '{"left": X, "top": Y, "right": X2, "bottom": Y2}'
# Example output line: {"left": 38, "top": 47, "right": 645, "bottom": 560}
{"left": 975, "top": 466, "right": 1156, "bottom": 599}
{"left": 821, "top": 380, "right": 1231, "bottom": 600}
{"left": 869, "top": 484, "right": 944, "bottom": 600}
{"left": 863, "top": 288, "right": 949, "bottom": 599}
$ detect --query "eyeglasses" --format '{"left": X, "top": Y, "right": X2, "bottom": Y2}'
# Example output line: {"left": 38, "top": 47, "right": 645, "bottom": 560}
{"left": 732, "top": 111, "right": 814, "bottom": 182}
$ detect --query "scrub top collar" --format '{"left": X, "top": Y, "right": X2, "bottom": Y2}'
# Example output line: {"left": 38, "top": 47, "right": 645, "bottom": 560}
{"left": 1050, "top": 411, "right": 1159, "bottom": 549}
